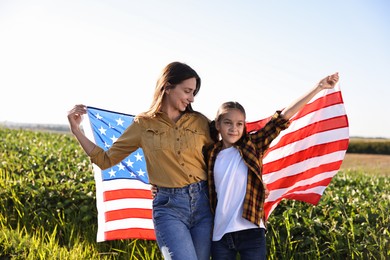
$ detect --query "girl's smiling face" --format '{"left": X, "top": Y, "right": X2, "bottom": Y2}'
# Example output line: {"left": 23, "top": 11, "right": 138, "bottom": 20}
{"left": 216, "top": 108, "right": 245, "bottom": 149}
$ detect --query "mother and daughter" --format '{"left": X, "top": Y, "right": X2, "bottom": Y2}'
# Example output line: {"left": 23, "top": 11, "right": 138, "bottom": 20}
{"left": 67, "top": 61, "right": 339, "bottom": 260}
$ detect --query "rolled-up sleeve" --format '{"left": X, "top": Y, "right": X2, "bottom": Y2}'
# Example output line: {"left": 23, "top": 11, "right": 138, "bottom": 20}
{"left": 272, "top": 110, "right": 291, "bottom": 129}
{"left": 250, "top": 111, "right": 290, "bottom": 152}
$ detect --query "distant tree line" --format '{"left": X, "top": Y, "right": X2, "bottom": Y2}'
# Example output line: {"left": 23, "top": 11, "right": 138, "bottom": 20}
{"left": 347, "top": 139, "right": 390, "bottom": 155}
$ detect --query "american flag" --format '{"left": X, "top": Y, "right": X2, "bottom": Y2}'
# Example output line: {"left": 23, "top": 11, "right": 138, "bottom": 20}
{"left": 82, "top": 107, "right": 155, "bottom": 242}
{"left": 246, "top": 83, "right": 349, "bottom": 220}
{"left": 82, "top": 83, "right": 348, "bottom": 241}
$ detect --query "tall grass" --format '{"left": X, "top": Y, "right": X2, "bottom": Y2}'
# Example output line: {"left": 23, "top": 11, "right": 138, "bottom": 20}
{"left": 1, "top": 128, "right": 389, "bottom": 259}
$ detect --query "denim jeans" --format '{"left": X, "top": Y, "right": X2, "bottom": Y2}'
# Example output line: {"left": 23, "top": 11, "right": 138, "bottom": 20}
{"left": 153, "top": 180, "right": 213, "bottom": 260}
{"left": 211, "top": 228, "right": 266, "bottom": 260}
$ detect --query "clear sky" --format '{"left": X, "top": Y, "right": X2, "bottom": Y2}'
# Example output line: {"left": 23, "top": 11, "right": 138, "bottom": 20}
{"left": 1, "top": 0, "right": 389, "bottom": 138}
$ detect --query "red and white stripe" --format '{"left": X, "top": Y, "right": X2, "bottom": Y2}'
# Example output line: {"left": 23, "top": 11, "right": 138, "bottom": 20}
{"left": 95, "top": 175, "right": 155, "bottom": 241}
{"left": 248, "top": 84, "right": 349, "bottom": 220}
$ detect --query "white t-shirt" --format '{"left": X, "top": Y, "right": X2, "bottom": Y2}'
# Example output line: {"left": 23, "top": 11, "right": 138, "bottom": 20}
{"left": 212, "top": 146, "right": 264, "bottom": 241}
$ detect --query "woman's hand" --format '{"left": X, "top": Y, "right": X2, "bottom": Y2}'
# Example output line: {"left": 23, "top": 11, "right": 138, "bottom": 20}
{"left": 66, "top": 104, "right": 97, "bottom": 155}
{"left": 151, "top": 185, "right": 158, "bottom": 198}
{"left": 67, "top": 104, "right": 87, "bottom": 132}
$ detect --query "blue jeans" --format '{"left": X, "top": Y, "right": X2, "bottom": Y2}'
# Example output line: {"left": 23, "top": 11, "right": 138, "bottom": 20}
{"left": 153, "top": 180, "right": 213, "bottom": 260}
{"left": 211, "top": 228, "right": 266, "bottom": 260}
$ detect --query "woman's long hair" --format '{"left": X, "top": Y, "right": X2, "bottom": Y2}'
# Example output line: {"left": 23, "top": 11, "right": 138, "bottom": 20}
{"left": 137, "top": 62, "right": 201, "bottom": 118}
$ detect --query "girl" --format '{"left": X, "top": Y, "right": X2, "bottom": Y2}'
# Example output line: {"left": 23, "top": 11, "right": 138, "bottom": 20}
{"left": 204, "top": 73, "right": 339, "bottom": 260}
{"left": 68, "top": 62, "right": 214, "bottom": 260}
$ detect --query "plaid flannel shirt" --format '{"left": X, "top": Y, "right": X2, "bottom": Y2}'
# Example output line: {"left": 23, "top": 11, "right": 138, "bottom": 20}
{"left": 205, "top": 111, "right": 290, "bottom": 226}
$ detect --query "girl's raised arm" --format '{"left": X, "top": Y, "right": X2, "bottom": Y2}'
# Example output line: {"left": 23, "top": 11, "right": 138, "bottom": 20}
{"left": 281, "top": 72, "right": 339, "bottom": 120}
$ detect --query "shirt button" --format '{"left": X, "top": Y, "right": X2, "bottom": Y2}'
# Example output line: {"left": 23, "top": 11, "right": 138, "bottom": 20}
{"left": 177, "top": 151, "right": 181, "bottom": 155}
{"left": 181, "top": 163, "right": 185, "bottom": 166}
{"left": 177, "top": 138, "right": 179, "bottom": 141}
{"left": 189, "top": 174, "right": 193, "bottom": 178}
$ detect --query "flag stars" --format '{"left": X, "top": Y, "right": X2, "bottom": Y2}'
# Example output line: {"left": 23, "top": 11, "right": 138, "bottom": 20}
{"left": 117, "top": 163, "right": 125, "bottom": 171}
{"left": 110, "top": 135, "right": 118, "bottom": 143}
{"left": 137, "top": 169, "right": 146, "bottom": 176}
{"left": 89, "top": 108, "right": 150, "bottom": 185}
{"left": 108, "top": 169, "right": 116, "bottom": 177}
{"left": 116, "top": 117, "right": 124, "bottom": 126}
{"left": 99, "top": 126, "right": 107, "bottom": 135}
{"left": 134, "top": 152, "right": 143, "bottom": 161}
{"left": 95, "top": 113, "right": 103, "bottom": 120}
{"left": 125, "top": 159, "right": 134, "bottom": 168}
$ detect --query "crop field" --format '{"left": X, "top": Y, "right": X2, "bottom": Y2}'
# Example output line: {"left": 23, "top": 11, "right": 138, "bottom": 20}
{"left": 340, "top": 153, "right": 390, "bottom": 176}
{"left": 0, "top": 128, "right": 389, "bottom": 259}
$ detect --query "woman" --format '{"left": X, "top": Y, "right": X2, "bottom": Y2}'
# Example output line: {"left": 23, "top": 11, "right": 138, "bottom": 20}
{"left": 67, "top": 62, "right": 215, "bottom": 260}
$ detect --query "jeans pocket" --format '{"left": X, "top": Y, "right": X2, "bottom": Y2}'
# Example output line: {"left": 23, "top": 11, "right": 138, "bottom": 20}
{"left": 153, "top": 193, "right": 170, "bottom": 207}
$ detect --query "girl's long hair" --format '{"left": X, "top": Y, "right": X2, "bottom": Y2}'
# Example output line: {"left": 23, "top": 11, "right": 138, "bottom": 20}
{"left": 137, "top": 62, "right": 201, "bottom": 118}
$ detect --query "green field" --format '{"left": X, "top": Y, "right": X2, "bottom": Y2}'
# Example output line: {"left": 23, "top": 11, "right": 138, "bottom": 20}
{"left": 1, "top": 128, "right": 389, "bottom": 259}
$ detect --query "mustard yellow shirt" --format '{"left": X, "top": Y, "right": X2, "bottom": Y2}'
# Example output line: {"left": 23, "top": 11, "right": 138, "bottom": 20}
{"left": 89, "top": 111, "right": 213, "bottom": 188}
